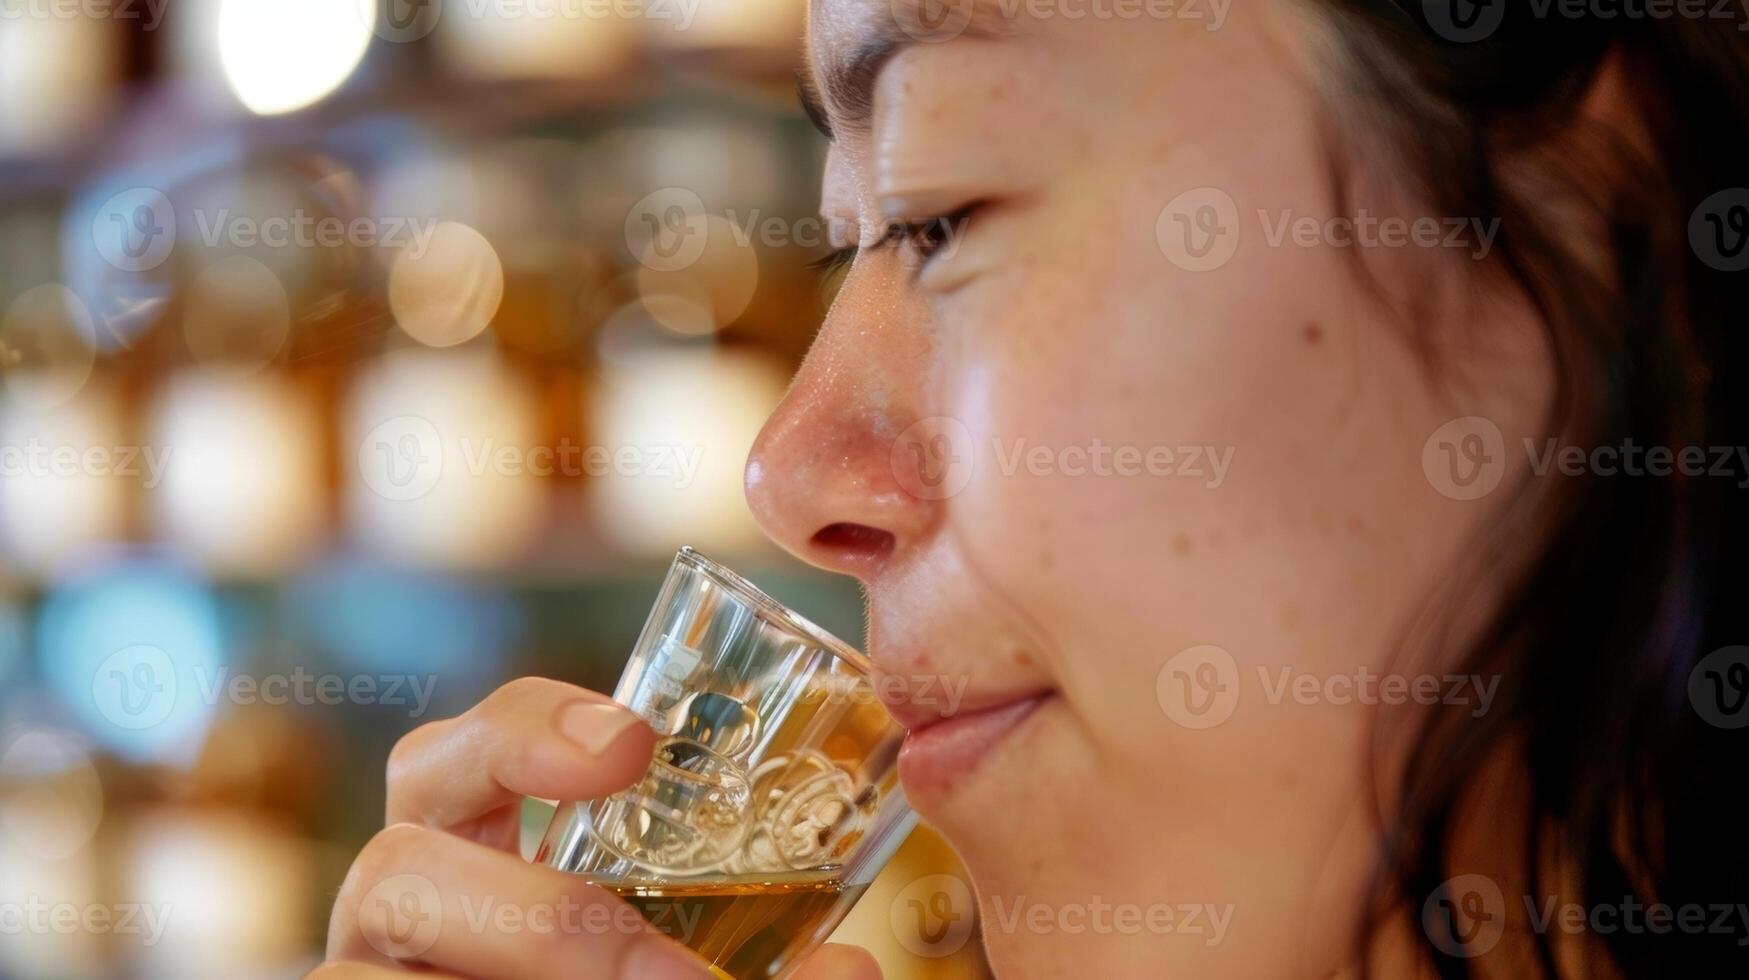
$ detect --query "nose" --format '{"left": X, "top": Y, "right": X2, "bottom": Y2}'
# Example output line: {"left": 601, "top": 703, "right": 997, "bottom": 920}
{"left": 744, "top": 262, "right": 940, "bottom": 579}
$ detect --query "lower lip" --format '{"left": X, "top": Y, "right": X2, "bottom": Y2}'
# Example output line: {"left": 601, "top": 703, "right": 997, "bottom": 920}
{"left": 898, "top": 694, "right": 1051, "bottom": 795}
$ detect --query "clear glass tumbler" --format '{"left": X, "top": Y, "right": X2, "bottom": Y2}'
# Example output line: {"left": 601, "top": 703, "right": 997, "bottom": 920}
{"left": 535, "top": 547, "right": 916, "bottom": 979}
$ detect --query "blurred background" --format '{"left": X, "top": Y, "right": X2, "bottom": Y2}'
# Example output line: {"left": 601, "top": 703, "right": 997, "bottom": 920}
{"left": 0, "top": 1, "right": 988, "bottom": 976}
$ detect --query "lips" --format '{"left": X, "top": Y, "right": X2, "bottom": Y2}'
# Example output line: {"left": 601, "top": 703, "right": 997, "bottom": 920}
{"left": 896, "top": 691, "right": 1053, "bottom": 797}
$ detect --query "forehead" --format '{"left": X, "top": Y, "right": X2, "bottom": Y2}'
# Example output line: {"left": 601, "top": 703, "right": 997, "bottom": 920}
{"left": 805, "top": 0, "right": 1018, "bottom": 123}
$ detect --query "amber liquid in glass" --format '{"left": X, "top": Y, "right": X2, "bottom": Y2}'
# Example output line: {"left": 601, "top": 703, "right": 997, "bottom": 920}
{"left": 608, "top": 870, "right": 868, "bottom": 979}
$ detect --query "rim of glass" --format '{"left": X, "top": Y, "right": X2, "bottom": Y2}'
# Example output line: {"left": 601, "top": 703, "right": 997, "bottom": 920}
{"left": 675, "top": 546, "right": 873, "bottom": 674}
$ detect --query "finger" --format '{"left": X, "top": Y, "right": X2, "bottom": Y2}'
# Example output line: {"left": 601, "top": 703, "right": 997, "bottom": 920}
{"left": 791, "top": 943, "right": 883, "bottom": 980}
{"left": 328, "top": 823, "right": 710, "bottom": 980}
{"left": 307, "top": 961, "right": 462, "bottom": 979}
{"left": 385, "top": 677, "right": 657, "bottom": 833}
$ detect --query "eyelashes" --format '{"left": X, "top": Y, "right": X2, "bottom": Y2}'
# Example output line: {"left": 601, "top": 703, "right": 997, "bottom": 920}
{"left": 808, "top": 245, "right": 858, "bottom": 277}
{"left": 808, "top": 206, "right": 978, "bottom": 283}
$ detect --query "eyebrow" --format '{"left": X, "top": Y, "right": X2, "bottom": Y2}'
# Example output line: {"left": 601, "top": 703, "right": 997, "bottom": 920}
{"left": 800, "top": 34, "right": 908, "bottom": 142}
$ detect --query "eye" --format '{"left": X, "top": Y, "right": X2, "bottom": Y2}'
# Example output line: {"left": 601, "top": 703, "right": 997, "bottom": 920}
{"left": 880, "top": 205, "right": 977, "bottom": 266}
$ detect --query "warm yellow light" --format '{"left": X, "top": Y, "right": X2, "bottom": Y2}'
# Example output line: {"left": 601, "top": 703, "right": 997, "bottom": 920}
{"left": 346, "top": 349, "right": 544, "bottom": 568}
{"left": 436, "top": 3, "right": 639, "bottom": 79}
{"left": 0, "top": 382, "right": 129, "bottom": 576}
{"left": 216, "top": 0, "right": 374, "bottom": 115}
{"left": 183, "top": 256, "right": 291, "bottom": 372}
{"left": 0, "top": 14, "right": 115, "bottom": 151}
{"left": 125, "top": 808, "right": 315, "bottom": 979}
{"left": 0, "top": 283, "right": 97, "bottom": 410}
{"left": 589, "top": 347, "right": 786, "bottom": 558}
{"left": 0, "top": 730, "right": 103, "bottom": 863}
{"left": 388, "top": 222, "right": 505, "bottom": 347}
{"left": 148, "top": 371, "right": 325, "bottom": 577}
{"left": 633, "top": 212, "right": 760, "bottom": 334}
{"left": 646, "top": 0, "right": 803, "bottom": 50}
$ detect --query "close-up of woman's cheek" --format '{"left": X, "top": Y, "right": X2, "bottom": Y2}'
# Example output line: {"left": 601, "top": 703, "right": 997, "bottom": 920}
{"left": 782, "top": 6, "right": 1563, "bottom": 974}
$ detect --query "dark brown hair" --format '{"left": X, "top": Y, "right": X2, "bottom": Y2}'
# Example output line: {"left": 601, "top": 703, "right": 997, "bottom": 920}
{"left": 1319, "top": 2, "right": 1749, "bottom": 975}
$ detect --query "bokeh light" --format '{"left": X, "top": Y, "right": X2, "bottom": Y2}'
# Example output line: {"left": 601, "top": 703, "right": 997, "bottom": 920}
{"left": 0, "top": 729, "right": 104, "bottom": 863}
{"left": 37, "top": 563, "right": 227, "bottom": 765}
{"left": 589, "top": 346, "right": 786, "bottom": 557}
{"left": 436, "top": 2, "right": 639, "bottom": 80}
{"left": 0, "top": 382, "right": 129, "bottom": 575}
{"left": 125, "top": 808, "right": 315, "bottom": 979}
{"left": 148, "top": 371, "right": 325, "bottom": 576}
{"left": 387, "top": 221, "right": 505, "bottom": 347}
{"left": 346, "top": 348, "right": 544, "bottom": 568}
{"left": 634, "top": 213, "right": 761, "bottom": 333}
{"left": 182, "top": 256, "right": 293, "bottom": 371}
{"left": 0, "top": 13, "right": 115, "bottom": 152}
{"left": 217, "top": 0, "right": 374, "bottom": 115}
{"left": 288, "top": 558, "right": 520, "bottom": 698}
{"left": 0, "top": 283, "right": 97, "bottom": 410}
{"left": 0, "top": 826, "right": 100, "bottom": 978}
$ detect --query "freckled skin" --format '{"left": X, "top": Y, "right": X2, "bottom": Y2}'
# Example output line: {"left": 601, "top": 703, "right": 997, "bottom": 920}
{"left": 748, "top": 2, "right": 1557, "bottom": 977}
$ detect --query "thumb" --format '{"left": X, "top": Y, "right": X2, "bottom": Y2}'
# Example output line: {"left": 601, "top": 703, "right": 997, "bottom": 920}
{"left": 791, "top": 943, "right": 882, "bottom": 980}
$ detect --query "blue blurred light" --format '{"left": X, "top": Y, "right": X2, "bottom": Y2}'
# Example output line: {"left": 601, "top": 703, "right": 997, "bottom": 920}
{"left": 287, "top": 559, "right": 520, "bottom": 701}
{"left": 0, "top": 600, "right": 24, "bottom": 686}
{"left": 36, "top": 561, "right": 226, "bottom": 764}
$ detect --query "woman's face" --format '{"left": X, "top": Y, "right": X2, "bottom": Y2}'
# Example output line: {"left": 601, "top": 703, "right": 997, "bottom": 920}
{"left": 748, "top": 1, "right": 1553, "bottom": 974}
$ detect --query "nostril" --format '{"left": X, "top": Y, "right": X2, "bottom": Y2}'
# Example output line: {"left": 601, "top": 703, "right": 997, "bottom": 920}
{"left": 810, "top": 522, "right": 896, "bottom": 564}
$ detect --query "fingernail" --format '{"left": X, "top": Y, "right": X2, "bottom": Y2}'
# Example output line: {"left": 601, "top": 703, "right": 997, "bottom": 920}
{"left": 557, "top": 702, "right": 642, "bottom": 756}
{"left": 621, "top": 937, "right": 712, "bottom": 980}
